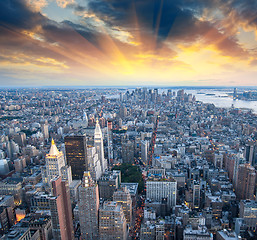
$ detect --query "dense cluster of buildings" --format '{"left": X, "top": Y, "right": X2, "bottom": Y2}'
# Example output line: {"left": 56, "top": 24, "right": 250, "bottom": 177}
{"left": 0, "top": 87, "right": 257, "bottom": 239}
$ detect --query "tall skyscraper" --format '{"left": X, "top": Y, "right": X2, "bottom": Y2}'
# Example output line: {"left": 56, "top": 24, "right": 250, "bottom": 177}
{"left": 98, "top": 170, "right": 121, "bottom": 200}
{"left": 50, "top": 177, "right": 74, "bottom": 240}
{"left": 78, "top": 172, "right": 99, "bottom": 240}
{"left": 122, "top": 140, "right": 134, "bottom": 164}
{"left": 245, "top": 142, "right": 255, "bottom": 165}
{"left": 42, "top": 139, "right": 72, "bottom": 187}
{"left": 94, "top": 120, "right": 107, "bottom": 173}
{"left": 64, "top": 135, "right": 88, "bottom": 180}
{"left": 141, "top": 140, "right": 149, "bottom": 165}
{"left": 193, "top": 182, "right": 200, "bottom": 208}
{"left": 83, "top": 111, "right": 88, "bottom": 128}
{"left": 113, "top": 186, "right": 132, "bottom": 225}
{"left": 87, "top": 146, "right": 102, "bottom": 181}
{"left": 107, "top": 120, "right": 113, "bottom": 167}
{"left": 236, "top": 163, "right": 256, "bottom": 200}
{"left": 41, "top": 123, "right": 49, "bottom": 140}
{"left": 99, "top": 201, "right": 127, "bottom": 240}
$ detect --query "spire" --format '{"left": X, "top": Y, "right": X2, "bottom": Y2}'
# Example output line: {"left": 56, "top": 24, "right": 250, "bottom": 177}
{"left": 95, "top": 118, "right": 102, "bottom": 138}
{"left": 83, "top": 111, "right": 88, "bottom": 122}
{"left": 49, "top": 138, "right": 59, "bottom": 156}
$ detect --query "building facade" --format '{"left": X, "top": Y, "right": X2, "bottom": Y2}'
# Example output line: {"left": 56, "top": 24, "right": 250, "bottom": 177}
{"left": 50, "top": 177, "right": 74, "bottom": 240}
{"left": 64, "top": 135, "right": 88, "bottom": 180}
{"left": 78, "top": 172, "right": 99, "bottom": 240}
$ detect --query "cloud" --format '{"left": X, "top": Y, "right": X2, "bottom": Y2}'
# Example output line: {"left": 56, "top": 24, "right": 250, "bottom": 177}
{"left": 26, "top": 0, "right": 48, "bottom": 11}
{"left": 56, "top": 0, "right": 75, "bottom": 8}
{"left": 0, "top": 0, "right": 256, "bottom": 85}
{"left": 0, "top": 0, "right": 46, "bottom": 29}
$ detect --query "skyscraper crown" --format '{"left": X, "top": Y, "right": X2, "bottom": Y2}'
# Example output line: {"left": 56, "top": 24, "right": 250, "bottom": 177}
{"left": 49, "top": 139, "right": 60, "bottom": 156}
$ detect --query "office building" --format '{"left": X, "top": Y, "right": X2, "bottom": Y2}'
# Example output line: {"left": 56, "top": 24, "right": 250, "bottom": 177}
{"left": 65, "top": 135, "right": 88, "bottom": 180}
{"left": 99, "top": 201, "right": 127, "bottom": 240}
{"left": 141, "top": 140, "right": 149, "bottom": 165}
{"left": 94, "top": 119, "right": 107, "bottom": 173}
{"left": 146, "top": 178, "right": 177, "bottom": 209}
{"left": 98, "top": 170, "right": 121, "bottom": 200}
{"left": 78, "top": 172, "right": 99, "bottom": 240}
{"left": 43, "top": 139, "right": 72, "bottom": 187}
{"left": 113, "top": 186, "right": 132, "bottom": 225}
{"left": 87, "top": 145, "right": 102, "bottom": 181}
{"left": 236, "top": 163, "right": 256, "bottom": 200}
{"left": 193, "top": 182, "right": 200, "bottom": 208}
{"left": 239, "top": 200, "right": 257, "bottom": 229}
{"left": 50, "top": 177, "right": 74, "bottom": 240}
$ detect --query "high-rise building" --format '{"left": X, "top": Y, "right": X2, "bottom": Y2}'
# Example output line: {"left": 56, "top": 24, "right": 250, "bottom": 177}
{"left": 78, "top": 172, "right": 99, "bottom": 240}
{"left": 42, "top": 139, "right": 72, "bottom": 187}
{"left": 64, "top": 135, "right": 88, "bottom": 180}
{"left": 141, "top": 140, "right": 149, "bottom": 165}
{"left": 87, "top": 146, "right": 102, "bottom": 181}
{"left": 94, "top": 120, "right": 107, "bottom": 173}
{"left": 239, "top": 200, "right": 257, "bottom": 230}
{"left": 233, "top": 87, "right": 238, "bottom": 99}
{"left": 99, "top": 201, "right": 127, "bottom": 240}
{"left": 236, "top": 163, "right": 256, "bottom": 200}
{"left": 193, "top": 182, "right": 200, "bottom": 208}
{"left": 41, "top": 123, "right": 49, "bottom": 140}
{"left": 122, "top": 140, "right": 134, "bottom": 164}
{"left": 50, "top": 177, "right": 74, "bottom": 240}
{"left": 113, "top": 186, "right": 132, "bottom": 225}
{"left": 245, "top": 142, "right": 255, "bottom": 165}
{"left": 83, "top": 111, "right": 88, "bottom": 128}
{"left": 13, "top": 132, "right": 26, "bottom": 147}
{"left": 98, "top": 170, "right": 121, "bottom": 200}
{"left": 45, "top": 139, "right": 65, "bottom": 183}
{"left": 107, "top": 120, "right": 113, "bottom": 167}
{"left": 146, "top": 178, "right": 177, "bottom": 209}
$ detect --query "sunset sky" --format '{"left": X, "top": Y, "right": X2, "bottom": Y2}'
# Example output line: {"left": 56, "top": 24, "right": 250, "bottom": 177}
{"left": 0, "top": 0, "right": 257, "bottom": 86}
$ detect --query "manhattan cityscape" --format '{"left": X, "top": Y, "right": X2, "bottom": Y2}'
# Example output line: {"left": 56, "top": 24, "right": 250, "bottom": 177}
{"left": 1, "top": 87, "right": 257, "bottom": 240}
{"left": 1, "top": 0, "right": 257, "bottom": 240}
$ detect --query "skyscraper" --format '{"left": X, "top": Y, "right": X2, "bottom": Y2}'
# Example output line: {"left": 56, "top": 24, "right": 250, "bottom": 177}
{"left": 236, "top": 163, "right": 256, "bottom": 200}
{"left": 193, "top": 182, "right": 200, "bottom": 208}
{"left": 113, "top": 186, "right": 132, "bottom": 225}
{"left": 42, "top": 139, "right": 72, "bottom": 187}
{"left": 50, "top": 177, "right": 74, "bottom": 240}
{"left": 83, "top": 111, "right": 88, "bottom": 128}
{"left": 41, "top": 123, "right": 49, "bottom": 140}
{"left": 99, "top": 201, "right": 127, "bottom": 240}
{"left": 94, "top": 119, "right": 107, "bottom": 173}
{"left": 78, "top": 172, "right": 99, "bottom": 240}
{"left": 64, "top": 135, "right": 88, "bottom": 180}
{"left": 87, "top": 145, "right": 102, "bottom": 181}
{"left": 98, "top": 170, "right": 121, "bottom": 200}
{"left": 141, "top": 140, "right": 149, "bottom": 165}
{"left": 245, "top": 142, "right": 255, "bottom": 165}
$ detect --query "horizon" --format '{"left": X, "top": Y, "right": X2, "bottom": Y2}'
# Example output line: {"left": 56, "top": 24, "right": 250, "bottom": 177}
{"left": 1, "top": 85, "right": 257, "bottom": 90}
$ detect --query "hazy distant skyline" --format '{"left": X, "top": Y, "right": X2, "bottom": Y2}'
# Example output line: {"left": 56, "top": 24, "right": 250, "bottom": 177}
{"left": 0, "top": 0, "right": 257, "bottom": 86}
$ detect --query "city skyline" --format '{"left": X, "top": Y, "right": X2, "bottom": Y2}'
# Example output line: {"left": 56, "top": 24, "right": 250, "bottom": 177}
{"left": 0, "top": 0, "right": 257, "bottom": 86}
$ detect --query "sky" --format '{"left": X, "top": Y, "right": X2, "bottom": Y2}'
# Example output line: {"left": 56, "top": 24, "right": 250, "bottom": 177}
{"left": 0, "top": 0, "right": 257, "bottom": 86}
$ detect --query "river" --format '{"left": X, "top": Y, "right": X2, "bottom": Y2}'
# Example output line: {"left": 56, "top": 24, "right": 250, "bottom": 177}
{"left": 185, "top": 89, "right": 257, "bottom": 114}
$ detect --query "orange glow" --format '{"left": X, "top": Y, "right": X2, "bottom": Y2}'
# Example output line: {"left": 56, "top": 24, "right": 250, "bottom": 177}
{"left": 16, "top": 213, "right": 26, "bottom": 222}
{"left": 1, "top": 1, "right": 257, "bottom": 86}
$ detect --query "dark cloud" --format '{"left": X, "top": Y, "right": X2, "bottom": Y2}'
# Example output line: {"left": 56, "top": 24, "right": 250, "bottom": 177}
{"left": 0, "top": 0, "right": 255, "bottom": 73}
{"left": 85, "top": 0, "right": 214, "bottom": 42}
{"left": 0, "top": 0, "right": 45, "bottom": 29}
{"left": 85, "top": 0, "right": 255, "bottom": 58}
{"left": 0, "top": 0, "right": 106, "bottom": 67}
